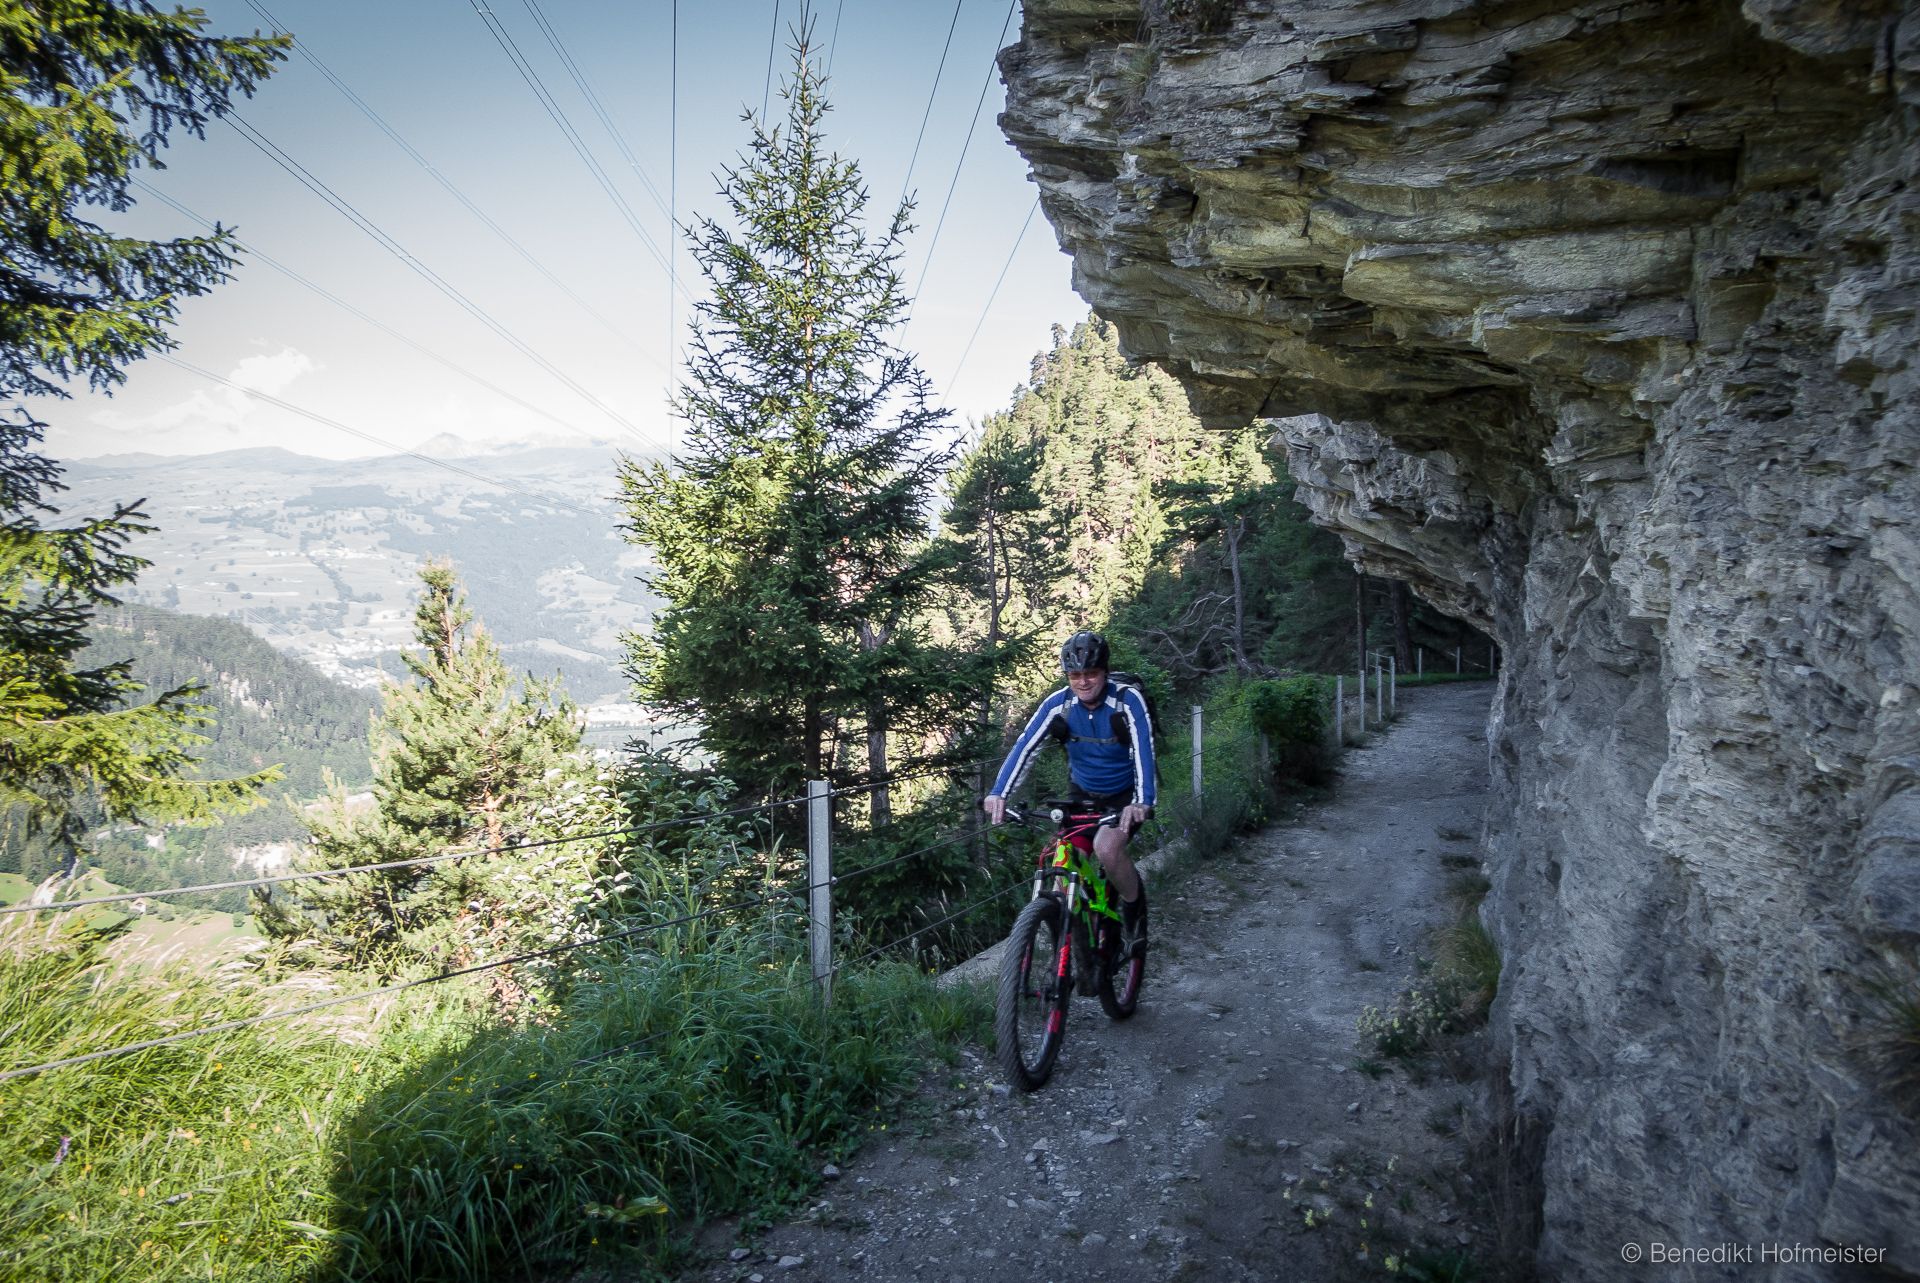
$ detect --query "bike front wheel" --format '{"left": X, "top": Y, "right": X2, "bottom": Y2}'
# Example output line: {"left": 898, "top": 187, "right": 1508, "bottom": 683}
{"left": 995, "top": 894, "right": 1071, "bottom": 1091}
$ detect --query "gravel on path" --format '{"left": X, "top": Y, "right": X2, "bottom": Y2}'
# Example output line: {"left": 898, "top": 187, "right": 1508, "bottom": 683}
{"left": 680, "top": 683, "right": 1498, "bottom": 1283}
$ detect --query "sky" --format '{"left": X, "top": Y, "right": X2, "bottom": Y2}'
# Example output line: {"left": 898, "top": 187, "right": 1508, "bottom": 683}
{"left": 47, "top": 0, "right": 1087, "bottom": 463}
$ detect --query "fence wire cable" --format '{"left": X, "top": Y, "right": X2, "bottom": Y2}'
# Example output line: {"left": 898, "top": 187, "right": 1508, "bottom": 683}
{"left": 2, "top": 794, "right": 810, "bottom": 917}
{"left": 837, "top": 873, "right": 1031, "bottom": 971}
{"left": 0, "top": 891, "right": 781, "bottom": 1084}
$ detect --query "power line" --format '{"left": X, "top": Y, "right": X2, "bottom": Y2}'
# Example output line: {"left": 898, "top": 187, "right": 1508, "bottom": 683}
{"left": 900, "top": 0, "right": 967, "bottom": 204}
{"left": 763, "top": 0, "right": 781, "bottom": 120}
{"left": 910, "top": 0, "right": 1018, "bottom": 307}
{"left": 154, "top": 354, "right": 618, "bottom": 518}
{"left": 944, "top": 196, "right": 1039, "bottom": 399}
{"left": 825, "top": 0, "right": 847, "bottom": 76}
{"left": 244, "top": 1, "right": 640, "bottom": 350}
{"left": 131, "top": 179, "right": 601, "bottom": 436}
{"left": 463, "top": 0, "right": 687, "bottom": 301}
{"left": 221, "top": 111, "right": 650, "bottom": 437}
{"left": 518, "top": 0, "right": 673, "bottom": 223}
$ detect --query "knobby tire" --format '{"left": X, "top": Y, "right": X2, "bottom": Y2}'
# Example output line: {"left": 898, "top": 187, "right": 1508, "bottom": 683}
{"left": 1095, "top": 888, "right": 1146, "bottom": 1020}
{"left": 996, "top": 894, "right": 1070, "bottom": 1091}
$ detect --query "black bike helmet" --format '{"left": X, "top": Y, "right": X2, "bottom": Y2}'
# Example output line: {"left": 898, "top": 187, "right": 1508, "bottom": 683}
{"left": 1060, "top": 630, "right": 1110, "bottom": 673}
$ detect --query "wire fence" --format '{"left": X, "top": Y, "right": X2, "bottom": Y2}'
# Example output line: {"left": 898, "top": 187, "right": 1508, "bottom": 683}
{"left": 2, "top": 682, "right": 1426, "bottom": 1084}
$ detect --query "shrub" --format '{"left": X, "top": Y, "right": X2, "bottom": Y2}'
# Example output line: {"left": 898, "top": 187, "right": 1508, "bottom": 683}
{"left": 1240, "top": 675, "right": 1330, "bottom": 746}
{"left": 1238, "top": 675, "right": 1335, "bottom": 788}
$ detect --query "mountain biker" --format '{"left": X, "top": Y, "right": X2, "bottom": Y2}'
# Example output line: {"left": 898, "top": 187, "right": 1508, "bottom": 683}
{"left": 983, "top": 631, "right": 1152, "bottom": 955}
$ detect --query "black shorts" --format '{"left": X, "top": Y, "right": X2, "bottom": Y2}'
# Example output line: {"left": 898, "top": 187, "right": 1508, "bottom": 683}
{"left": 1067, "top": 786, "right": 1147, "bottom": 838}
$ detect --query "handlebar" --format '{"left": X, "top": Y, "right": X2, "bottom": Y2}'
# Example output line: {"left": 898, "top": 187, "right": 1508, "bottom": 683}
{"left": 1001, "top": 803, "right": 1122, "bottom": 831}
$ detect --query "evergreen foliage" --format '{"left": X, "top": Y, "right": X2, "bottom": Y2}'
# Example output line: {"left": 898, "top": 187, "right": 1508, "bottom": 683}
{"left": 0, "top": 3, "right": 285, "bottom": 865}
{"left": 935, "top": 316, "right": 1277, "bottom": 709}
{"left": 83, "top": 604, "right": 375, "bottom": 795}
{"left": 620, "top": 28, "right": 972, "bottom": 802}
{"left": 264, "top": 561, "right": 586, "bottom": 973}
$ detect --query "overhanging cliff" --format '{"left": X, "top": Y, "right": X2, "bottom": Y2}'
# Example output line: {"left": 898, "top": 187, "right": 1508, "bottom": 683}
{"left": 999, "top": 0, "right": 1920, "bottom": 1274}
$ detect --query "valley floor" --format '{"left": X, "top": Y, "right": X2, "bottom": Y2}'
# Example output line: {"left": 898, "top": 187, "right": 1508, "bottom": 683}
{"left": 674, "top": 682, "right": 1505, "bottom": 1283}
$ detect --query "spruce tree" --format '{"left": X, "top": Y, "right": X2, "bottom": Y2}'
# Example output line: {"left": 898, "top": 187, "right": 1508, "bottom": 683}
{"left": 0, "top": 5, "right": 285, "bottom": 865}
{"left": 620, "top": 27, "right": 968, "bottom": 804}
{"left": 269, "top": 561, "right": 584, "bottom": 971}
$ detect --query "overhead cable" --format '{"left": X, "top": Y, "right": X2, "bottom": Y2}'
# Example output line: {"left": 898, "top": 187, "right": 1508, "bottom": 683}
{"left": 900, "top": 0, "right": 967, "bottom": 204}
{"left": 825, "top": 0, "right": 847, "bottom": 76}
{"left": 518, "top": 0, "right": 673, "bottom": 222}
{"left": 910, "top": 0, "right": 1019, "bottom": 307}
{"left": 221, "top": 111, "right": 650, "bottom": 437}
{"left": 154, "top": 355, "right": 614, "bottom": 518}
{"left": 131, "top": 178, "right": 604, "bottom": 433}
{"left": 463, "top": 0, "right": 689, "bottom": 302}
{"left": 244, "top": 1, "right": 639, "bottom": 349}
{"left": 763, "top": 0, "right": 781, "bottom": 120}
{"left": 944, "top": 197, "right": 1039, "bottom": 399}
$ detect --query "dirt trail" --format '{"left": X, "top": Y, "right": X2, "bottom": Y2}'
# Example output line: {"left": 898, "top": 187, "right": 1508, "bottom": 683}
{"left": 685, "top": 683, "right": 1497, "bottom": 1283}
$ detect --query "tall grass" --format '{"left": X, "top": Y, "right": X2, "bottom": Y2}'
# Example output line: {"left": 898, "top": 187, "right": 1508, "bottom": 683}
{"left": 0, "top": 919, "right": 988, "bottom": 1282}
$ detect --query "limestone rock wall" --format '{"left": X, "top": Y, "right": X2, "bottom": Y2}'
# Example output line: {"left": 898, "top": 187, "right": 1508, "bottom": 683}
{"left": 999, "top": 1, "right": 1920, "bottom": 1275}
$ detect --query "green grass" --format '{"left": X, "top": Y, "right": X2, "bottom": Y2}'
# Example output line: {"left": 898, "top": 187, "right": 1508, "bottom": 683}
{"left": 0, "top": 920, "right": 990, "bottom": 1283}
{"left": 0, "top": 872, "right": 31, "bottom": 907}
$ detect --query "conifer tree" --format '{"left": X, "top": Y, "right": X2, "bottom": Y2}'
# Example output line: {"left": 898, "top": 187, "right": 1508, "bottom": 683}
{"left": 268, "top": 561, "right": 584, "bottom": 971}
{"left": 620, "top": 26, "right": 969, "bottom": 803}
{"left": 0, "top": 5, "right": 285, "bottom": 865}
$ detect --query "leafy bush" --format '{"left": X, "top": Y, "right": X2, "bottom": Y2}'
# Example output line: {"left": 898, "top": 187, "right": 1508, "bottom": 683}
{"left": 1240, "top": 675, "right": 1331, "bottom": 745}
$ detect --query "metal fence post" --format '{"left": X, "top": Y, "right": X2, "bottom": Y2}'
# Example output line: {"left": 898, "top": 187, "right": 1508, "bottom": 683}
{"left": 1389, "top": 656, "right": 1397, "bottom": 717}
{"left": 1191, "top": 703, "right": 1204, "bottom": 800}
{"left": 1375, "top": 662, "right": 1385, "bottom": 724}
{"left": 806, "top": 779, "right": 832, "bottom": 1006}
{"left": 1455, "top": 646, "right": 1462, "bottom": 674}
{"left": 1418, "top": 647, "right": 1424, "bottom": 677}
{"left": 1334, "top": 674, "right": 1345, "bottom": 747}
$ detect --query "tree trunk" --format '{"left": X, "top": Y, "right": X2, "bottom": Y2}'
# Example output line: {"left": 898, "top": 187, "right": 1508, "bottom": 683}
{"left": 1390, "top": 578, "right": 1414, "bottom": 671}
{"left": 859, "top": 619, "right": 892, "bottom": 826}
{"left": 1354, "top": 569, "right": 1368, "bottom": 691}
{"left": 1226, "top": 514, "right": 1250, "bottom": 674}
{"left": 866, "top": 703, "right": 890, "bottom": 827}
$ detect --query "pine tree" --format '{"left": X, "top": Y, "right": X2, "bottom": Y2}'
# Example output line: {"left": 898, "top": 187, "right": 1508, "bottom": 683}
{"left": 937, "top": 420, "right": 1061, "bottom": 792}
{"left": 0, "top": 5, "right": 285, "bottom": 865}
{"left": 266, "top": 561, "right": 584, "bottom": 971}
{"left": 620, "top": 26, "right": 969, "bottom": 805}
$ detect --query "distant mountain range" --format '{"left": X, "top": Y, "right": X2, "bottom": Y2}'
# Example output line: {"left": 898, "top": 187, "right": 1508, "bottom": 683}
{"left": 60, "top": 442, "right": 660, "bottom": 703}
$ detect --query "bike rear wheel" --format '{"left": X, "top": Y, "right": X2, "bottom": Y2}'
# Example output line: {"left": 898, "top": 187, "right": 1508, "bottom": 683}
{"left": 995, "top": 894, "right": 1071, "bottom": 1090}
{"left": 1095, "top": 892, "right": 1146, "bottom": 1020}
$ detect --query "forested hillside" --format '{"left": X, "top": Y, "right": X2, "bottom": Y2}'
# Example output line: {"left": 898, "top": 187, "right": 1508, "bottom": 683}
{"left": 85, "top": 605, "right": 375, "bottom": 795}
{"left": 938, "top": 316, "right": 1487, "bottom": 716}
{"left": 0, "top": 607, "right": 374, "bottom": 900}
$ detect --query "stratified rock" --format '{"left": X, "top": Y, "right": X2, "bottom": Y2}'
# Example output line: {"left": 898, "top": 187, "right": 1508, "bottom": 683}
{"left": 999, "top": 1, "right": 1920, "bottom": 1277}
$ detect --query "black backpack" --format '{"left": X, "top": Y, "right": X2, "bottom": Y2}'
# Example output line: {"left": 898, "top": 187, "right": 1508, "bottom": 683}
{"left": 1047, "top": 672, "right": 1164, "bottom": 766}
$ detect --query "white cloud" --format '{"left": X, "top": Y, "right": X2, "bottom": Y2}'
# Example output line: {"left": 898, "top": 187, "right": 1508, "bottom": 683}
{"left": 84, "top": 347, "right": 317, "bottom": 452}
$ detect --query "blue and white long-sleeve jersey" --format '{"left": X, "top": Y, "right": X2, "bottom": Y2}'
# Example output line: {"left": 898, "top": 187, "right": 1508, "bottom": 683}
{"left": 990, "top": 680, "right": 1157, "bottom": 808}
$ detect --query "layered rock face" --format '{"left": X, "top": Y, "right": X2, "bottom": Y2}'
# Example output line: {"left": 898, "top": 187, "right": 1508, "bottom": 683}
{"left": 1000, "top": 0, "right": 1920, "bottom": 1275}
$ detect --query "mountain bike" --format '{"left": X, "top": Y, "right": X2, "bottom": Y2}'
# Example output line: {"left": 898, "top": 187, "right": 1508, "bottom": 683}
{"left": 994, "top": 802, "right": 1147, "bottom": 1091}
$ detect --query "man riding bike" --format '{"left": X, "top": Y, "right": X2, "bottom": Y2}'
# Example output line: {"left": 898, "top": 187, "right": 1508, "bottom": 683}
{"left": 984, "top": 631, "right": 1153, "bottom": 956}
